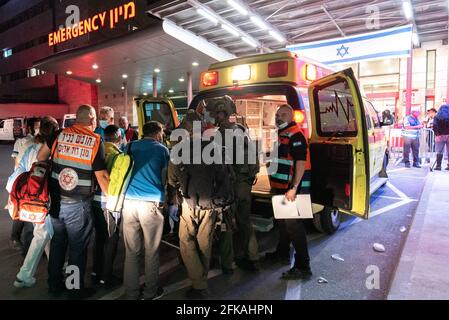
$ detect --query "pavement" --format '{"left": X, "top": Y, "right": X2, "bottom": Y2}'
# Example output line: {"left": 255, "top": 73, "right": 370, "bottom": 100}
{"left": 0, "top": 143, "right": 440, "bottom": 300}
{"left": 388, "top": 169, "right": 449, "bottom": 300}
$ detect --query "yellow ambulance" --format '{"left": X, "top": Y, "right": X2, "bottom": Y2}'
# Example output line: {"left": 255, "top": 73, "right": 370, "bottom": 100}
{"left": 136, "top": 51, "right": 389, "bottom": 234}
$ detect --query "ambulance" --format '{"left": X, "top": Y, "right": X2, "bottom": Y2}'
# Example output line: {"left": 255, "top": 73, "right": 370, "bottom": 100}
{"left": 136, "top": 51, "right": 389, "bottom": 234}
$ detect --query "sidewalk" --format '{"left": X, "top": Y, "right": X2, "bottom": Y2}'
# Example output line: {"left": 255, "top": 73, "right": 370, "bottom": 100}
{"left": 388, "top": 170, "right": 449, "bottom": 300}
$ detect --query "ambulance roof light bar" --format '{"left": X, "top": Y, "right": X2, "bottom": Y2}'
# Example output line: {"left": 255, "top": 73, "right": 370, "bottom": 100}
{"left": 187, "top": 0, "right": 266, "bottom": 51}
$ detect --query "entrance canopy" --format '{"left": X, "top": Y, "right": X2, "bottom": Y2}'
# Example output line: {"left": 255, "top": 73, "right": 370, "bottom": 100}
{"left": 34, "top": 20, "right": 233, "bottom": 96}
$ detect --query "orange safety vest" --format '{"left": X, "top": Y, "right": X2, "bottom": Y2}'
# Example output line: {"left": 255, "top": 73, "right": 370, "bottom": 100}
{"left": 269, "top": 122, "right": 311, "bottom": 192}
{"left": 50, "top": 124, "right": 101, "bottom": 199}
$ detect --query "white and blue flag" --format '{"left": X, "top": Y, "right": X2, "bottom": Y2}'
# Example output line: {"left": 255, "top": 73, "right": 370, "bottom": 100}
{"left": 287, "top": 25, "right": 413, "bottom": 65}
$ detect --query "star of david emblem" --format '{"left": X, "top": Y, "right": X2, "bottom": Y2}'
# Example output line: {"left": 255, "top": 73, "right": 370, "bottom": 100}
{"left": 62, "top": 174, "right": 74, "bottom": 185}
{"left": 336, "top": 45, "right": 349, "bottom": 58}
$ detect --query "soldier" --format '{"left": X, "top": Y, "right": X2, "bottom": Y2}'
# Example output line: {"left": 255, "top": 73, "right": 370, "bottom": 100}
{"left": 205, "top": 96, "right": 260, "bottom": 272}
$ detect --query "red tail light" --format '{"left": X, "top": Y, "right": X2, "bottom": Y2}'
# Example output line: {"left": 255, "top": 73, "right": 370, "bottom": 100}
{"left": 345, "top": 183, "right": 351, "bottom": 197}
{"left": 268, "top": 61, "right": 288, "bottom": 78}
{"left": 201, "top": 71, "right": 219, "bottom": 87}
{"left": 294, "top": 110, "right": 305, "bottom": 124}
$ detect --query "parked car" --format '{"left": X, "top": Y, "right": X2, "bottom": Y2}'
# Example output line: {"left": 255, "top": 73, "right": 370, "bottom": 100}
{"left": 0, "top": 118, "right": 25, "bottom": 141}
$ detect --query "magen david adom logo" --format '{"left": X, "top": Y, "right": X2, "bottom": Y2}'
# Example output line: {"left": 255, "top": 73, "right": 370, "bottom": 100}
{"left": 59, "top": 168, "right": 79, "bottom": 191}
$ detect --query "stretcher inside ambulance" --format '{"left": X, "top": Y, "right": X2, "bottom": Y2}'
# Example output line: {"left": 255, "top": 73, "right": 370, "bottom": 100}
{"left": 136, "top": 52, "right": 389, "bottom": 234}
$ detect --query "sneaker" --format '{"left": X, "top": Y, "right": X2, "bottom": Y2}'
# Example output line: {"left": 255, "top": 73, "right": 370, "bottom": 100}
{"left": 185, "top": 288, "right": 208, "bottom": 300}
{"left": 68, "top": 287, "right": 96, "bottom": 300}
{"left": 281, "top": 267, "right": 312, "bottom": 280}
{"left": 13, "top": 277, "right": 36, "bottom": 288}
{"left": 235, "top": 258, "right": 260, "bottom": 272}
{"left": 435, "top": 166, "right": 442, "bottom": 171}
{"left": 265, "top": 251, "right": 290, "bottom": 265}
{"left": 141, "top": 286, "right": 164, "bottom": 300}
{"left": 413, "top": 164, "right": 421, "bottom": 168}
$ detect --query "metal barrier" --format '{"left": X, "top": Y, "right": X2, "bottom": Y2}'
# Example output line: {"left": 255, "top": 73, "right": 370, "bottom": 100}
{"left": 387, "top": 128, "right": 435, "bottom": 165}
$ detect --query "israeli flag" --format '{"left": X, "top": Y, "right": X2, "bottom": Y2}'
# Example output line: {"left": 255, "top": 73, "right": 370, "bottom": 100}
{"left": 287, "top": 25, "right": 412, "bottom": 65}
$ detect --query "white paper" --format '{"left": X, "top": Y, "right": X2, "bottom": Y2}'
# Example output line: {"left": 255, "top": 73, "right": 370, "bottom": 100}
{"left": 272, "top": 194, "right": 313, "bottom": 219}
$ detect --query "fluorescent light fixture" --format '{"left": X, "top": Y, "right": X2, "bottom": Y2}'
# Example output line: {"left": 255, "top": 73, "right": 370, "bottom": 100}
{"left": 412, "top": 33, "right": 420, "bottom": 46}
{"left": 232, "top": 64, "right": 251, "bottom": 81}
{"left": 96, "top": 78, "right": 101, "bottom": 83}
{"left": 122, "top": 74, "right": 128, "bottom": 79}
{"left": 402, "top": 1, "right": 413, "bottom": 21}
{"left": 250, "top": 16, "right": 268, "bottom": 30}
{"left": 92, "top": 64, "right": 98, "bottom": 69}
{"left": 179, "top": 78, "right": 185, "bottom": 82}
{"left": 241, "top": 36, "right": 258, "bottom": 48}
{"left": 222, "top": 23, "right": 240, "bottom": 37}
{"left": 66, "top": 70, "right": 73, "bottom": 75}
{"left": 269, "top": 30, "right": 286, "bottom": 43}
{"left": 227, "top": 0, "right": 248, "bottom": 16}
{"left": 154, "top": 68, "right": 161, "bottom": 73}
{"left": 169, "top": 89, "right": 174, "bottom": 93}
{"left": 162, "top": 19, "right": 236, "bottom": 62}
{"left": 192, "top": 62, "right": 199, "bottom": 67}
{"left": 197, "top": 8, "right": 219, "bottom": 25}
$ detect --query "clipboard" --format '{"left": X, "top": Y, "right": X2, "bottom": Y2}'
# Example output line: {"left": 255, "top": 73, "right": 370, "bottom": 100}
{"left": 272, "top": 194, "right": 313, "bottom": 219}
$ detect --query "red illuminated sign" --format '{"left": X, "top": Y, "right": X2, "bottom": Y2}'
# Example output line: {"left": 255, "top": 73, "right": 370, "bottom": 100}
{"left": 48, "top": 1, "right": 136, "bottom": 47}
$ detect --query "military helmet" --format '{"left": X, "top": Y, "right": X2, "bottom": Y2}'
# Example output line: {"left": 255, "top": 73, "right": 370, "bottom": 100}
{"left": 205, "top": 96, "right": 236, "bottom": 117}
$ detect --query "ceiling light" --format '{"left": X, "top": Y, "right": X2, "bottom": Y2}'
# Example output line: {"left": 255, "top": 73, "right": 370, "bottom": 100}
{"left": 222, "top": 24, "right": 240, "bottom": 37}
{"left": 227, "top": 0, "right": 248, "bottom": 16}
{"left": 92, "top": 64, "right": 98, "bottom": 69}
{"left": 402, "top": 1, "right": 413, "bottom": 21}
{"left": 192, "top": 62, "right": 199, "bottom": 67}
{"left": 154, "top": 68, "right": 160, "bottom": 73}
{"left": 122, "top": 74, "right": 128, "bottom": 79}
{"left": 168, "top": 89, "right": 174, "bottom": 93}
{"left": 96, "top": 78, "right": 101, "bottom": 83}
{"left": 179, "top": 78, "right": 185, "bottom": 82}
{"left": 148, "top": 82, "right": 153, "bottom": 86}
{"left": 269, "top": 30, "right": 286, "bottom": 43}
{"left": 121, "top": 86, "right": 125, "bottom": 90}
{"left": 66, "top": 70, "right": 73, "bottom": 75}
{"left": 250, "top": 16, "right": 269, "bottom": 30}
{"left": 143, "top": 92, "right": 148, "bottom": 96}
{"left": 197, "top": 8, "right": 219, "bottom": 25}
{"left": 412, "top": 33, "right": 420, "bottom": 46}
{"left": 241, "top": 37, "right": 258, "bottom": 48}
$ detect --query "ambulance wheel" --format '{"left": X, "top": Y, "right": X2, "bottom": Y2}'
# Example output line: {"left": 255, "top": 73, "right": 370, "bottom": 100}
{"left": 312, "top": 207, "right": 341, "bottom": 234}
{"left": 379, "top": 151, "right": 389, "bottom": 178}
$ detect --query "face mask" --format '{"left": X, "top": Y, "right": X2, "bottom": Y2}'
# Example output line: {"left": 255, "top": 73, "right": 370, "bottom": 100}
{"left": 276, "top": 120, "right": 288, "bottom": 129}
{"left": 99, "top": 120, "right": 109, "bottom": 129}
{"left": 33, "top": 129, "right": 40, "bottom": 136}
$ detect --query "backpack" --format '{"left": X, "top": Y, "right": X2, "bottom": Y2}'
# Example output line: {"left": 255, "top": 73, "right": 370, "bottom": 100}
{"left": 105, "top": 143, "right": 134, "bottom": 213}
{"left": 179, "top": 141, "right": 235, "bottom": 210}
{"left": 9, "top": 161, "right": 51, "bottom": 224}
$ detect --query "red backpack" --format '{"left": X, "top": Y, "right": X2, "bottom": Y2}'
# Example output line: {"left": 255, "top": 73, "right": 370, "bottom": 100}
{"left": 9, "top": 161, "right": 51, "bottom": 224}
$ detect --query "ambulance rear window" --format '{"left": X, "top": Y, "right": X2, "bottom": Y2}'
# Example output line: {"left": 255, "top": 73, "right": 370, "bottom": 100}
{"left": 314, "top": 79, "right": 358, "bottom": 137}
{"left": 143, "top": 102, "right": 175, "bottom": 131}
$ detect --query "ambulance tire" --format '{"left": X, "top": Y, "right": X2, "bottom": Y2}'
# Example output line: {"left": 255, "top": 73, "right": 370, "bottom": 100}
{"left": 312, "top": 207, "right": 341, "bottom": 234}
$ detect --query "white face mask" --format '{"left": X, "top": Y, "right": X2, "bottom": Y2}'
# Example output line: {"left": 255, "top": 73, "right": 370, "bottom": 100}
{"left": 33, "top": 129, "right": 40, "bottom": 136}
{"left": 99, "top": 120, "right": 109, "bottom": 129}
{"left": 276, "top": 121, "right": 288, "bottom": 129}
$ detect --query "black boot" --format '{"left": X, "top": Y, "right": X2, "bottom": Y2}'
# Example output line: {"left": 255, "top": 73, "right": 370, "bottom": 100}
{"left": 435, "top": 154, "right": 443, "bottom": 170}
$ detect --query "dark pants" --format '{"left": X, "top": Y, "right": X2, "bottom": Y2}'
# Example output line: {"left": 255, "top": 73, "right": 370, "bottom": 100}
{"left": 274, "top": 190, "right": 310, "bottom": 271}
{"left": 48, "top": 199, "right": 93, "bottom": 291}
{"left": 11, "top": 220, "right": 33, "bottom": 256}
{"left": 403, "top": 137, "right": 420, "bottom": 165}
{"left": 92, "top": 204, "right": 121, "bottom": 282}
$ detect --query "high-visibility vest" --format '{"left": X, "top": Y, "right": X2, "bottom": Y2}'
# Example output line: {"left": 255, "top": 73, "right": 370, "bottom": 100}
{"left": 269, "top": 123, "right": 311, "bottom": 192}
{"left": 50, "top": 124, "right": 101, "bottom": 199}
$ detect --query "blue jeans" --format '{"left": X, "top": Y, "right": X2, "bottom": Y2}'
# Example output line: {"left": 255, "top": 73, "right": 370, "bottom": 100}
{"left": 48, "top": 199, "right": 93, "bottom": 291}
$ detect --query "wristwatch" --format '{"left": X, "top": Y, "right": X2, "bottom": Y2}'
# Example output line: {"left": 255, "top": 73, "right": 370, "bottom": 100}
{"left": 289, "top": 183, "right": 299, "bottom": 190}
